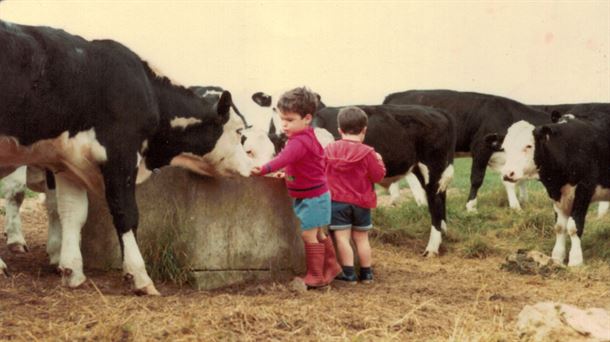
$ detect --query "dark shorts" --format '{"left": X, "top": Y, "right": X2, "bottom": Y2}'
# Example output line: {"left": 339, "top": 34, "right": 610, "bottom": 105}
{"left": 329, "top": 201, "right": 372, "bottom": 231}
{"left": 293, "top": 192, "right": 331, "bottom": 230}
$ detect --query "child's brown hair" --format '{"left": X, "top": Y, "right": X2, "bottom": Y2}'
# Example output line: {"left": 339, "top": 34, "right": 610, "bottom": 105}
{"left": 277, "top": 87, "right": 319, "bottom": 118}
{"left": 337, "top": 106, "right": 368, "bottom": 134}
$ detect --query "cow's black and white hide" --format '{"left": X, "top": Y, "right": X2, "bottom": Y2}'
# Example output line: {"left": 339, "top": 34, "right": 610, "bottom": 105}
{"left": 384, "top": 89, "right": 552, "bottom": 212}
{"left": 316, "top": 104, "right": 456, "bottom": 256}
{"left": 492, "top": 115, "right": 610, "bottom": 266}
{"left": 0, "top": 21, "right": 252, "bottom": 295}
{"left": 189, "top": 86, "right": 276, "bottom": 167}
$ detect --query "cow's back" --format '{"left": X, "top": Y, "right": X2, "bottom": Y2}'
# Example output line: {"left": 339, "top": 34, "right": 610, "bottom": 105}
{"left": 0, "top": 21, "right": 157, "bottom": 145}
{"left": 383, "top": 89, "right": 549, "bottom": 152}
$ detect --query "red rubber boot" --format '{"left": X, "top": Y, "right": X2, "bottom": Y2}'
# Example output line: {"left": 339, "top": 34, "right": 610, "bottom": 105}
{"left": 301, "top": 242, "right": 326, "bottom": 288}
{"left": 320, "top": 236, "right": 342, "bottom": 284}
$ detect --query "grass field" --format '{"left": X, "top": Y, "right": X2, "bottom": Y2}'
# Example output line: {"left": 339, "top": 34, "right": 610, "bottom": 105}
{"left": 374, "top": 158, "right": 610, "bottom": 264}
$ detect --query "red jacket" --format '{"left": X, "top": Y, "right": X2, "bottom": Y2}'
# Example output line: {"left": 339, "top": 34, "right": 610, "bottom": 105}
{"left": 325, "top": 139, "right": 386, "bottom": 208}
{"left": 260, "top": 127, "right": 328, "bottom": 198}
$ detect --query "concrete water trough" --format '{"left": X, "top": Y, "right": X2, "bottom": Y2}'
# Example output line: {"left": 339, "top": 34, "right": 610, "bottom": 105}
{"left": 81, "top": 167, "right": 305, "bottom": 290}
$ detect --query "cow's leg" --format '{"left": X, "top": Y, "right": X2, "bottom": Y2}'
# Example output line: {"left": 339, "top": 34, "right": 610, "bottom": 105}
{"left": 566, "top": 185, "right": 593, "bottom": 267}
{"left": 55, "top": 174, "right": 88, "bottom": 287}
{"left": 466, "top": 145, "right": 494, "bottom": 212}
{"left": 2, "top": 166, "right": 28, "bottom": 253}
{"left": 502, "top": 179, "right": 522, "bottom": 210}
{"left": 406, "top": 172, "right": 427, "bottom": 206}
{"left": 423, "top": 168, "right": 445, "bottom": 257}
{"left": 597, "top": 202, "right": 609, "bottom": 218}
{"left": 45, "top": 171, "right": 62, "bottom": 266}
{"left": 551, "top": 202, "right": 569, "bottom": 264}
{"left": 517, "top": 181, "right": 528, "bottom": 203}
{"left": 101, "top": 149, "right": 158, "bottom": 296}
{"left": 388, "top": 181, "right": 401, "bottom": 205}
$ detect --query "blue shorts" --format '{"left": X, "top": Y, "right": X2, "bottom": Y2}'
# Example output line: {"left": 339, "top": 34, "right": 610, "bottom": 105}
{"left": 329, "top": 201, "right": 372, "bottom": 231}
{"left": 293, "top": 192, "right": 331, "bottom": 230}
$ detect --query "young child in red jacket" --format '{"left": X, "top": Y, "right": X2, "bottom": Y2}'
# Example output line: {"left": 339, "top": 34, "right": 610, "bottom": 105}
{"left": 325, "top": 106, "right": 386, "bottom": 283}
{"left": 252, "top": 87, "right": 341, "bottom": 288}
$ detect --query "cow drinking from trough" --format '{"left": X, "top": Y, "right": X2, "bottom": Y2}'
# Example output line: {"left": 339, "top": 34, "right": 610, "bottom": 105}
{"left": 490, "top": 115, "right": 610, "bottom": 266}
{"left": 0, "top": 21, "right": 253, "bottom": 295}
{"left": 315, "top": 104, "right": 456, "bottom": 256}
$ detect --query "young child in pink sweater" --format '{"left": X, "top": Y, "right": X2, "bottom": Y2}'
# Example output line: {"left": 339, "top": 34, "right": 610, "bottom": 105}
{"left": 252, "top": 87, "right": 341, "bottom": 288}
{"left": 325, "top": 106, "right": 386, "bottom": 284}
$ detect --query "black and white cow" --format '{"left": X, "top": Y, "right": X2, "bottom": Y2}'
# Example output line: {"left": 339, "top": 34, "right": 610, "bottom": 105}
{"left": 190, "top": 86, "right": 276, "bottom": 167}
{"left": 0, "top": 21, "right": 253, "bottom": 295}
{"left": 493, "top": 114, "right": 610, "bottom": 266}
{"left": 315, "top": 104, "right": 456, "bottom": 256}
{"left": 0, "top": 166, "right": 61, "bottom": 275}
{"left": 530, "top": 102, "right": 610, "bottom": 216}
{"left": 383, "top": 89, "right": 552, "bottom": 212}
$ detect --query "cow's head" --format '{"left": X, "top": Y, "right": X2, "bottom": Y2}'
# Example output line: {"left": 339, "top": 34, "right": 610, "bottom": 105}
{"left": 241, "top": 128, "right": 275, "bottom": 167}
{"left": 499, "top": 120, "right": 538, "bottom": 182}
{"left": 251, "top": 91, "right": 326, "bottom": 154}
{"left": 167, "top": 91, "right": 254, "bottom": 177}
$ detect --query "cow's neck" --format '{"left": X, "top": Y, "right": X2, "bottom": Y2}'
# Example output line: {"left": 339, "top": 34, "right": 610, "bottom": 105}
{"left": 143, "top": 71, "right": 211, "bottom": 170}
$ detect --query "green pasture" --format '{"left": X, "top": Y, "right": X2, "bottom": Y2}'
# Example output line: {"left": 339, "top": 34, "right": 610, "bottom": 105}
{"left": 373, "top": 158, "right": 610, "bottom": 264}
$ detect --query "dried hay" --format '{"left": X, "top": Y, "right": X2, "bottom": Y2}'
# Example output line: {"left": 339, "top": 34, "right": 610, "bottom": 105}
{"left": 0, "top": 198, "right": 609, "bottom": 341}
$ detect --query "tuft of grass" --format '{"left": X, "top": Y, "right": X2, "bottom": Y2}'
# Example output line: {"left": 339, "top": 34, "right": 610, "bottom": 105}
{"left": 461, "top": 237, "right": 497, "bottom": 259}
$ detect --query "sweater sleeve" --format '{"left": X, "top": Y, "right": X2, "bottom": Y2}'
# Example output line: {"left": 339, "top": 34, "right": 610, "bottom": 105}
{"left": 366, "top": 151, "right": 386, "bottom": 183}
{"left": 260, "top": 139, "right": 306, "bottom": 176}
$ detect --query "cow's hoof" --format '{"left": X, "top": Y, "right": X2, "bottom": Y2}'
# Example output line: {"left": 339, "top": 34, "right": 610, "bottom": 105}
{"left": 134, "top": 284, "right": 161, "bottom": 296}
{"left": 8, "top": 243, "right": 28, "bottom": 254}
{"left": 422, "top": 250, "right": 439, "bottom": 258}
{"left": 567, "top": 260, "right": 583, "bottom": 267}
{"left": 59, "top": 267, "right": 86, "bottom": 288}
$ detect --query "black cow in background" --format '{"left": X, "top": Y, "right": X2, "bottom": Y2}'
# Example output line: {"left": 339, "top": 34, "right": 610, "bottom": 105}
{"left": 0, "top": 21, "right": 253, "bottom": 295}
{"left": 383, "top": 89, "right": 551, "bottom": 212}
{"left": 316, "top": 104, "right": 456, "bottom": 256}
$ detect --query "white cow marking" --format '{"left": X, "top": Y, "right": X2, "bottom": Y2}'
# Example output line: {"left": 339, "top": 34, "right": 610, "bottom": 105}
{"left": 122, "top": 230, "right": 154, "bottom": 290}
{"left": 170, "top": 117, "right": 202, "bottom": 129}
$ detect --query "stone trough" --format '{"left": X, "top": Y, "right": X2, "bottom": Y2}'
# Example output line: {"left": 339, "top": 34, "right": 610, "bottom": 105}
{"left": 81, "top": 167, "right": 304, "bottom": 290}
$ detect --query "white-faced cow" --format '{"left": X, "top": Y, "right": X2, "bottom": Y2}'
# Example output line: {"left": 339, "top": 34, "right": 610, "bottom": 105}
{"left": 383, "top": 89, "right": 552, "bottom": 212}
{"left": 531, "top": 102, "right": 610, "bottom": 217}
{"left": 190, "top": 86, "right": 276, "bottom": 167}
{"left": 491, "top": 114, "right": 610, "bottom": 266}
{"left": 315, "top": 104, "right": 456, "bottom": 256}
{"left": 0, "top": 21, "right": 253, "bottom": 295}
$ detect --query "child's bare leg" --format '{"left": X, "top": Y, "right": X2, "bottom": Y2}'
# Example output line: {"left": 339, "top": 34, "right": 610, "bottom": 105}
{"left": 334, "top": 229, "right": 353, "bottom": 266}
{"left": 352, "top": 230, "right": 371, "bottom": 267}
{"left": 302, "top": 227, "right": 321, "bottom": 243}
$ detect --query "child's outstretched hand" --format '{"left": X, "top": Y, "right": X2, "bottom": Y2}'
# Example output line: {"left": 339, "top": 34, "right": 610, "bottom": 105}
{"left": 375, "top": 152, "right": 383, "bottom": 161}
{"left": 251, "top": 166, "right": 262, "bottom": 176}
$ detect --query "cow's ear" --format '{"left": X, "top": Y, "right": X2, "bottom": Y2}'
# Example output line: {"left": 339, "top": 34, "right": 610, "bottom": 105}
{"left": 485, "top": 133, "right": 504, "bottom": 151}
{"left": 551, "top": 110, "right": 562, "bottom": 123}
{"left": 252, "top": 92, "right": 272, "bottom": 107}
{"left": 534, "top": 125, "right": 554, "bottom": 142}
{"left": 216, "top": 91, "right": 232, "bottom": 124}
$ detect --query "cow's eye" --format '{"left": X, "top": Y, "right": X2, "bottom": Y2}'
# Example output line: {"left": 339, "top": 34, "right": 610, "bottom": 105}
{"left": 236, "top": 128, "right": 243, "bottom": 135}
{"left": 525, "top": 145, "right": 533, "bottom": 149}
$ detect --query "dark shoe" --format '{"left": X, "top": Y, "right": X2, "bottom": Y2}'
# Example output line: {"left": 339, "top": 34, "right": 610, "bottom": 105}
{"left": 359, "top": 268, "right": 374, "bottom": 284}
{"left": 301, "top": 242, "right": 327, "bottom": 288}
{"left": 320, "top": 236, "right": 342, "bottom": 283}
{"left": 335, "top": 271, "right": 357, "bottom": 284}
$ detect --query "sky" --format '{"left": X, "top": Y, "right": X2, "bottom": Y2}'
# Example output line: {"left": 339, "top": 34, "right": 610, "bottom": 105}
{"left": 1, "top": 0, "right": 609, "bottom": 129}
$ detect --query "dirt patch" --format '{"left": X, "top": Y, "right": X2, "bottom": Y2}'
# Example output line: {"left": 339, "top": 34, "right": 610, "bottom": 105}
{"left": 1, "top": 198, "right": 609, "bottom": 341}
